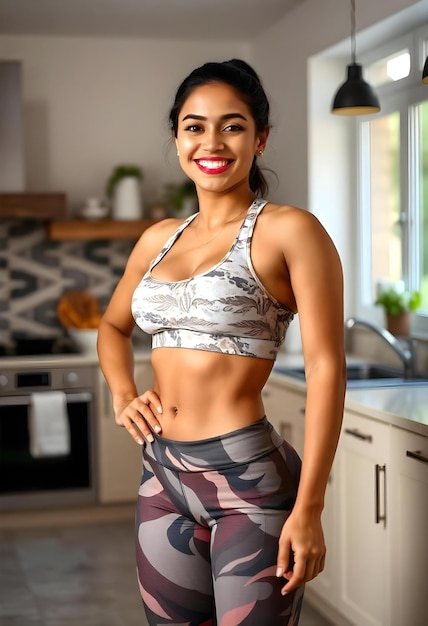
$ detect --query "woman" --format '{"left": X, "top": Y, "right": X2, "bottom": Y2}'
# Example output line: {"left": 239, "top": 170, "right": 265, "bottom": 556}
{"left": 98, "top": 59, "right": 346, "bottom": 626}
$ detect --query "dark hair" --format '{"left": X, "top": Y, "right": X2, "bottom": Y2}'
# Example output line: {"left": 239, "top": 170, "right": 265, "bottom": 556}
{"left": 168, "top": 59, "right": 270, "bottom": 197}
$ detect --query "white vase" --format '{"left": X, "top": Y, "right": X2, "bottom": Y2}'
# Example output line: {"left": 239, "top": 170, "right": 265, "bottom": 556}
{"left": 112, "top": 177, "right": 143, "bottom": 220}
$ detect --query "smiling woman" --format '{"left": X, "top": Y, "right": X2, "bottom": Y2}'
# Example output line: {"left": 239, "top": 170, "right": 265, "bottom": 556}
{"left": 175, "top": 85, "right": 265, "bottom": 196}
{"left": 97, "top": 58, "right": 346, "bottom": 626}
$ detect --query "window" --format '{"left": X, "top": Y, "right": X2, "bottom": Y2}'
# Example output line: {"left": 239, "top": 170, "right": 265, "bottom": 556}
{"left": 419, "top": 101, "right": 428, "bottom": 310}
{"left": 367, "top": 50, "right": 411, "bottom": 87}
{"left": 368, "top": 111, "right": 401, "bottom": 298}
{"left": 358, "top": 26, "right": 428, "bottom": 327}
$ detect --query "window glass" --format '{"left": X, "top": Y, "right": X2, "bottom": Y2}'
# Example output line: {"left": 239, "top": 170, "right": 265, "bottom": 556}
{"left": 419, "top": 101, "right": 428, "bottom": 310}
{"left": 369, "top": 112, "right": 401, "bottom": 301}
{"left": 367, "top": 50, "right": 410, "bottom": 87}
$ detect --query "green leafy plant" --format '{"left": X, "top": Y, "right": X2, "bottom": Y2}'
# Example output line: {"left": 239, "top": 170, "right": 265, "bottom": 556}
{"left": 106, "top": 165, "right": 143, "bottom": 199}
{"left": 164, "top": 179, "right": 197, "bottom": 213}
{"left": 375, "top": 287, "right": 421, "bottom": 316}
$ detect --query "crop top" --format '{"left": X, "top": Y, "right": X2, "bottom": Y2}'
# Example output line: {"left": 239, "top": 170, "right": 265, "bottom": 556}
{"left": 131, "top": 198, "right": 294, "bottom": 360}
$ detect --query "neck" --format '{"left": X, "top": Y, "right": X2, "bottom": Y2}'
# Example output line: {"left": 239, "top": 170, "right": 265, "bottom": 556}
{"left": 195, "top": 189, "right": 256, "bottom": 229}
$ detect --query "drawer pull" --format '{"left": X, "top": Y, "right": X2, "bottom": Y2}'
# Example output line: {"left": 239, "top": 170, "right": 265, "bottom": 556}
{"left": 406, "top": 450, "right": 428, "bottom": 464}
{"left": 344, "top": 427, "right": 373, "bottom": 443}
{"left": 375, "top": 464, "right": 387, "bottom": 525}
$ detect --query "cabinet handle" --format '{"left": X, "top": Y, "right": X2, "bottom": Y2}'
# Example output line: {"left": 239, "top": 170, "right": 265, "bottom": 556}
{"left": 375, "top": 464, "right": 386, "bottom": 526}
{"left": 299, "top": 407, "right": 305, "bottom": 415}
{"left": 406, "top": 450, "right": 428, "bottom": 464}
{"left": 344, "top": 427, "right": 373, "bottom": 443}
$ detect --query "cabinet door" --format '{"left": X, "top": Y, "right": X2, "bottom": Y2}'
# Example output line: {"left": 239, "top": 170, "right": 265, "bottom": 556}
{"left": 337, "top": 411, "right": 391, "bottom": 626}
{"left": 96, "top": 362, "right": 154, "bottom": 503}
{"left": 262, "top": 379, "right": 305, "bottom": 454}
{"left": 389, "top": 428, "right": 428, "bottom": 626}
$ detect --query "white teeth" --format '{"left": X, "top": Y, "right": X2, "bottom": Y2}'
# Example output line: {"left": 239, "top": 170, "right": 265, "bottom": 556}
{"left": 198, "top": 160, "right": 229, "bottom": 169}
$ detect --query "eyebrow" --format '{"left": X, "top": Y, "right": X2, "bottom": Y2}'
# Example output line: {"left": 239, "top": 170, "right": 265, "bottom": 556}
{"left": 181, "top": 113, "right": 248, "bottom": 122}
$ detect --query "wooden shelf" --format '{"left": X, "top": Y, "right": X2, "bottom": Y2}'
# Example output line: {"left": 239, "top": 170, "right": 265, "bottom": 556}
{"left": 0, "top": 193, "right": 67, "bottom": 219}
{"left": 48, "top": 219, "right": 156, "bottom": 241}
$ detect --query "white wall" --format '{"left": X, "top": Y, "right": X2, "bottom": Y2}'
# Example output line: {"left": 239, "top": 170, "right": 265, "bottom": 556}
{"left": 0, "top": 35, "right": 249, "bottom": 215}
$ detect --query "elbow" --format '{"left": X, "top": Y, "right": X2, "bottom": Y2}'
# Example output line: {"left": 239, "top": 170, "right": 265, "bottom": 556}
{"left": 306, "top": 356, "right": 347, "bottom": 391}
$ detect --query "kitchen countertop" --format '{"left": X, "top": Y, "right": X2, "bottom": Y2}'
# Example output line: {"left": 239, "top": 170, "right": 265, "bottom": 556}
{"left": 271, "top": 354, "right": 428, "bottom": 436}
{"left": 0, "top": 346, "right": 152, "bottom": 369}
{"left": 344, "top": 386, "right": 428, "bottom": 435}
{"left": 1, "top": 349, "right": 427, "bottom": 437}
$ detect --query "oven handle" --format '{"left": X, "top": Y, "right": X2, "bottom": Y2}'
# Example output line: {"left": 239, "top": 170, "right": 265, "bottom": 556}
{"left": 0, "top": 392, "right": 92, "bottom": 407}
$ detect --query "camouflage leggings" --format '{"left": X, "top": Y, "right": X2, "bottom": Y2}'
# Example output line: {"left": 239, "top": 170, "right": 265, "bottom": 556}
{"left": 135, "top": 417, "right": 304, "bottom": 626}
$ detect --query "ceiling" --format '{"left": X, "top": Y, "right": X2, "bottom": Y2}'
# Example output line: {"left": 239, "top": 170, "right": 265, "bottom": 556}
{"left": 0, "top": 0, "right": 303, "bottom": 40}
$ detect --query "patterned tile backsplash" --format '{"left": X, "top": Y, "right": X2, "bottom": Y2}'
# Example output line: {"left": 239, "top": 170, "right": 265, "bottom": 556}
{"left": 0, "top": 220, "right": 134, "bottom": 346}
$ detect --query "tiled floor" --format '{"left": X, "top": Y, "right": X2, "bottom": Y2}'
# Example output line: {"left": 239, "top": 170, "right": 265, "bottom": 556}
{"left": 0, "top": 505, "right": 334, "bottom": 626}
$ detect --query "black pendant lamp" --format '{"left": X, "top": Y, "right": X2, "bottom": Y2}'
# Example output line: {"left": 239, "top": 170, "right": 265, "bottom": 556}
{"left": 331, "top": 0, "right": 381, "bottom": 115}
{"left": 422, "top": 56, "right": 428, "bottom": 84}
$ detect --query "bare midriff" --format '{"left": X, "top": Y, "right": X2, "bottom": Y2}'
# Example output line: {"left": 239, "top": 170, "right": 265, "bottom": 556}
{"left": 150, "top": 347, "right": 274, "bottom": 441}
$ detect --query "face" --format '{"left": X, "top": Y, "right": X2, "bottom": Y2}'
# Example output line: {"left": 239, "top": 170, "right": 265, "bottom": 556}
{"left": 175, "top": 82, "right": 268, "bottom": 195}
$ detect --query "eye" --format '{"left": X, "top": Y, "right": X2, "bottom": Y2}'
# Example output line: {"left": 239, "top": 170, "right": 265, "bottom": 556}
{"left": 184, "top": 124, "right": 203, "bottom": 133}
{"left": 223, "top": 124, "right": 244, "bottom": 132}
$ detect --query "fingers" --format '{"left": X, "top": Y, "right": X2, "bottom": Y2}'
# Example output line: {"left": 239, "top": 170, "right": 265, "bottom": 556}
{"left": 143, "top": 390, "right": 163, "bottom": 416}
{"left": 115, "top": 391, "right": 163, "bottom": 445}
{"left": 277, "top": 550, "right": 325, "bottom": 595}
{"left": 276, "top": 536, "right": 291, "bottom": 580}
{"left": 276, "top": 519, "right": 326, "bottom": 595}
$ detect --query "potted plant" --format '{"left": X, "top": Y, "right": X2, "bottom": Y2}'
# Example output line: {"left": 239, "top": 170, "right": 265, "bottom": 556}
{"left": 375, "top": 285, "right": 420, "bottom": 335}
{"left": 164, "top": 179, "right": 198, "bottom": 217}
{"left": 106, "top": 165, "right": 144, "bottom": 219}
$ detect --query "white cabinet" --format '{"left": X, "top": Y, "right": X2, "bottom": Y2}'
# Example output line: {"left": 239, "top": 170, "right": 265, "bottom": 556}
{"left": 96, "top": 361, "right": 154, "bottom": 503}
{"left": 262, "top": 377, "right": 305, "bottom": 455}
{"left": 389, "top": 427, "right": 428, "bottom": 626}
{"left": 336, "top": 410, "right": 391, "bottom": 626}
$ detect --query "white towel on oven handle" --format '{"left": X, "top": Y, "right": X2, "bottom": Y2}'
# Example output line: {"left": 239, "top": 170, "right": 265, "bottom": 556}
{"left": 29, "top": 391, "right": 71, "bottom": 457}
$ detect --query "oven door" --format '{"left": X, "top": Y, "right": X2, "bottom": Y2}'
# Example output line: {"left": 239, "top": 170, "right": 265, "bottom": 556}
{"left": 0, "top": 391, "right": 96, "bottom": 510}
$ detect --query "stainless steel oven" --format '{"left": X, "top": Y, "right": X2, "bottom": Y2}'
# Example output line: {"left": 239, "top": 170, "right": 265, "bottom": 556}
{"left": 0, "top": 364, "right": 97, "bottom": 510}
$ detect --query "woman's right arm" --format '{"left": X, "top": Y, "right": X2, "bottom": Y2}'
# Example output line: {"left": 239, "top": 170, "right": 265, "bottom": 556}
{"left": 97, "top": 220, "right": 175, "bottom": 444}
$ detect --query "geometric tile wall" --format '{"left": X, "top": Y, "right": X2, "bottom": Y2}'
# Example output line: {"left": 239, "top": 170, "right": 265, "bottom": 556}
{"left": 0, "top": 219, "right": 134, "bottom": 347}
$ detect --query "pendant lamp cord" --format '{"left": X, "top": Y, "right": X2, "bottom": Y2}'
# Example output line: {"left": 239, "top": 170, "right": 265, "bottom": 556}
{"left": 350, "top": 0, "right": 356, "bottom": 64}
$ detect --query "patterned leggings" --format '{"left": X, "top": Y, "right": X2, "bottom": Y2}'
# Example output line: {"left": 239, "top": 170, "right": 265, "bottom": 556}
{"left": 135, "top": 417, "right": 304, "bottom": 626}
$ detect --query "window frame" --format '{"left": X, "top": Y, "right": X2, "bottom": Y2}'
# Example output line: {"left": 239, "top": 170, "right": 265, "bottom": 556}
{"left": 356, "top": 25, "right": 428, "bottom": 333}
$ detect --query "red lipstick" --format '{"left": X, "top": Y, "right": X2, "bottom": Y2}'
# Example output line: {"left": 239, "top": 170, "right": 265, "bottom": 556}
{"left": 195, "top": 158, "right": 233, "bottom": 175}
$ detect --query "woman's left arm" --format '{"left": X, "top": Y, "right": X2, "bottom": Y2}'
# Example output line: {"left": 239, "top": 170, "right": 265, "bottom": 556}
{"left": 275, "top": 208, "right": 346, "bottom": 595}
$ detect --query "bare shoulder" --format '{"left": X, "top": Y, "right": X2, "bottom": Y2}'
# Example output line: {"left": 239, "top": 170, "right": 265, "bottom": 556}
{"left": 139, "top": 216, "right": 188, "bottom": 244}
{"left": 131, "top": 216, "right": 189, "bottom": 261}
{"left": 260, "top": 202, "right": 341, "bottom": 272}
{"left": 261, "top": 202, "right": 330, "bottom": 242}
{"left": 262, "top": 202, "right": 322, "bottom": 227}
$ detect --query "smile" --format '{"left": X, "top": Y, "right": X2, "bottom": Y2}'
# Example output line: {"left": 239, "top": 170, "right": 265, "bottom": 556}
{"left": 195, "top": 159, "right": 233, "bottom": 174}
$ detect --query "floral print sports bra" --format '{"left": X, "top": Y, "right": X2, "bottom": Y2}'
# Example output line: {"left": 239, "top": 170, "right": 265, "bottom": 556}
{"left": 131, "top": 198, "right": 294, "bottom": 360}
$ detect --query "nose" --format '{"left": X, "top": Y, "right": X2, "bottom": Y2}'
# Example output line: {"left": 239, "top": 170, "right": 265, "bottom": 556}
{"left": 202, "top": 128, "right": 224, "bottom": 152}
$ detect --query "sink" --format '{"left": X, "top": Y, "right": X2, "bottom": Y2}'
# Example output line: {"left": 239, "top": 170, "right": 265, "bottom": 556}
{"left": 273, "top": 363, "right": 428, "bottom": 388}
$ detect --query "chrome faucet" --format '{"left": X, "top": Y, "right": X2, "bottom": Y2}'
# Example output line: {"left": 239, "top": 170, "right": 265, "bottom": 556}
{"left": 345, "top": 317, "right": 415, "bottom": 379}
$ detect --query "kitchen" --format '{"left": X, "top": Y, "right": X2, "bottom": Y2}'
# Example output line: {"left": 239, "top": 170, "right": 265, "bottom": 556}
{"left": 1, "top": 0, "right": 428, "bottom": 625}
